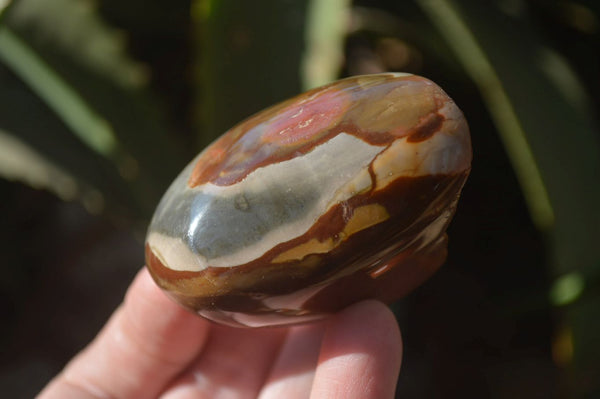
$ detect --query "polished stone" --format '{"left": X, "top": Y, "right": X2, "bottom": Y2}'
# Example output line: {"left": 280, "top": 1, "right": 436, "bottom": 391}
{"left": 146, "top": 73, "right": 472, "bottom": 327}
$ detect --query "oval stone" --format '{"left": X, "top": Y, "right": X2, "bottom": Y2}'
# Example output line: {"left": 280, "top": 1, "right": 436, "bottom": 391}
{"left": 145, "top": 73, "right": 472, "bottom": 327}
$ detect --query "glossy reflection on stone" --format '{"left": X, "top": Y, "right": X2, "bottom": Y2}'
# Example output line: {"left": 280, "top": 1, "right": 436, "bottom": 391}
{"left": 145, "top": 73, "right": 472, "bottom": 327}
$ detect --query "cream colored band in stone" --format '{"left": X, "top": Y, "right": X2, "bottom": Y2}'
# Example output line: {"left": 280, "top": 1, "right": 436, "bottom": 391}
{"left": 148, "top": 133, "right": 381, "bottom": 272}
{"left": 148, "top": 106, "right": 470, "bottom": 273}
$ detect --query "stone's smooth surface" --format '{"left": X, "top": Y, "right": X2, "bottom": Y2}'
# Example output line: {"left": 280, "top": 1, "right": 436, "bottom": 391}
{"left": 146, "top": 73, "right": 472, "bottom": 327}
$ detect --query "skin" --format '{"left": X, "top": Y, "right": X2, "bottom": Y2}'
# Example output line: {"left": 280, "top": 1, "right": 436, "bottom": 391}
{"left": 38, "top": 268, "right": 403, "bottom": 399}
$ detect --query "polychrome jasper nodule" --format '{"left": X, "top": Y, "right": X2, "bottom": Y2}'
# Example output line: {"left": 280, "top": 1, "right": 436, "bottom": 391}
{"left": 146, "top": 73, "right": 472, "bottom": 327}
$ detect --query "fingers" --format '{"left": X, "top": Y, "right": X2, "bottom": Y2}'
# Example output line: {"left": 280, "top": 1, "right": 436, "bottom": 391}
{"left": 163, "top": 324, "right": 287, "bottom": 399}
{"left": 258, "top": 322, "right": 327, "bottom": 399}
{"left": 39, "top": 268, "right": 211, "bottom": 399}
{"left": 309, "top": 300, "right": 402, "bottom": 399}
{"left": 38, "top": 268, "right": 403, "bottom": 399}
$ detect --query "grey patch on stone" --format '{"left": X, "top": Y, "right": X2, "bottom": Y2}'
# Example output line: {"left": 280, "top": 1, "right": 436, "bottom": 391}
{"left": 150, "top": 178, "right": 320, "bottom": 260}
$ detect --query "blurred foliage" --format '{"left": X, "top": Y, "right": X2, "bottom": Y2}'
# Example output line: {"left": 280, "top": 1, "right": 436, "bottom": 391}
{"left": 0, "top": 0, "right": 184, "bottom": 224}
{"left": 195, "top": 0, "right": 307, "bottom": 146}
{"left": 1, "top": 0, "right": 599, "bottom": 397}
{"left": 417, "top": 2, "right": 600, "bottom": 396}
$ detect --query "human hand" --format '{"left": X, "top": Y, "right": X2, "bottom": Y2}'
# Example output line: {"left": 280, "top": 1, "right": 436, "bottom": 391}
{"left": 39, "top": 268, "right": 402, "bottom": 398}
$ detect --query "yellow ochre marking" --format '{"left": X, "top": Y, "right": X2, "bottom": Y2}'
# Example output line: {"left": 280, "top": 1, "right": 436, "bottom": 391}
{"left": 272, "top": 203, "right": 390, "bottom": 263}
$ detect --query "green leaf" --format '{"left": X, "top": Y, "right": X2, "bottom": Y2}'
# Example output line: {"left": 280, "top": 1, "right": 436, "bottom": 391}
{"left": 0, "top": 0, "right": 186, "bottom": 221}
{"left": 194, "top": 0, "right": 308, "bottom": 146}
{"left": 0, "top": 27, "right": 120, "bottom": 159}
{"left": 302, "top": 0, "right": 351, "bottom": 89}
{"left": 417, "top": 0, "right": 600, "bottom": 392}
{"left": 417, "top": 0, "right": 600, "bottom": 273}
{"left": 417, "top": 0, "right": 555, "bottom": 230}
{"left": 0, "top": 60, "right": 140, "bottom": 219}
{"left": 0, "top": 128, "right": 105, "bottom": 214}
{"left": 6, "top": 0, "right": 148, "bottom": 89}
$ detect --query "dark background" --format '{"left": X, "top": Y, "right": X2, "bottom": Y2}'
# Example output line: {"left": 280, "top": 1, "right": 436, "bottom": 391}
{"left": 1, "top": 0, "right": 599, "bottom": 397}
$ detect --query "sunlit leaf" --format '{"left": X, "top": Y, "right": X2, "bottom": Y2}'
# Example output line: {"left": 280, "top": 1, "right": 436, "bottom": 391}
{"left": 0, "top": 27, "right": 120, "bottom": 159}
{"left": 417, "top": 0, "right": 600, "bottom": 272}
{"left": 0, "top": 128, "right": 107, "bottom": 214}
{"left": 6, "top": 0, "right": 148, "bottom": 88}
{"left": 0, "top": 128, "right": 78, "bottom": 200}
{"left": 0, "top": 0, "right": 11, "bottom": 16}
{"left": 418, "top": 0, "right": 600, "bottom": 391}
{"left": 194, "top": 0, "right": 307, "bottom": 146}
{"left": 302, "top": 0, "right": 351, "bottom": 89}
{"left": 1, "top": 0, "right": 186, "bottom": 221}
{"left": 417, "top": 0, "right": 554, "bottom": 230}
{"left": 550, "top": 272, "right": 585, "bottom": 306}
{"left": 0, "top": 61, "right": 140, "bottom": 219}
